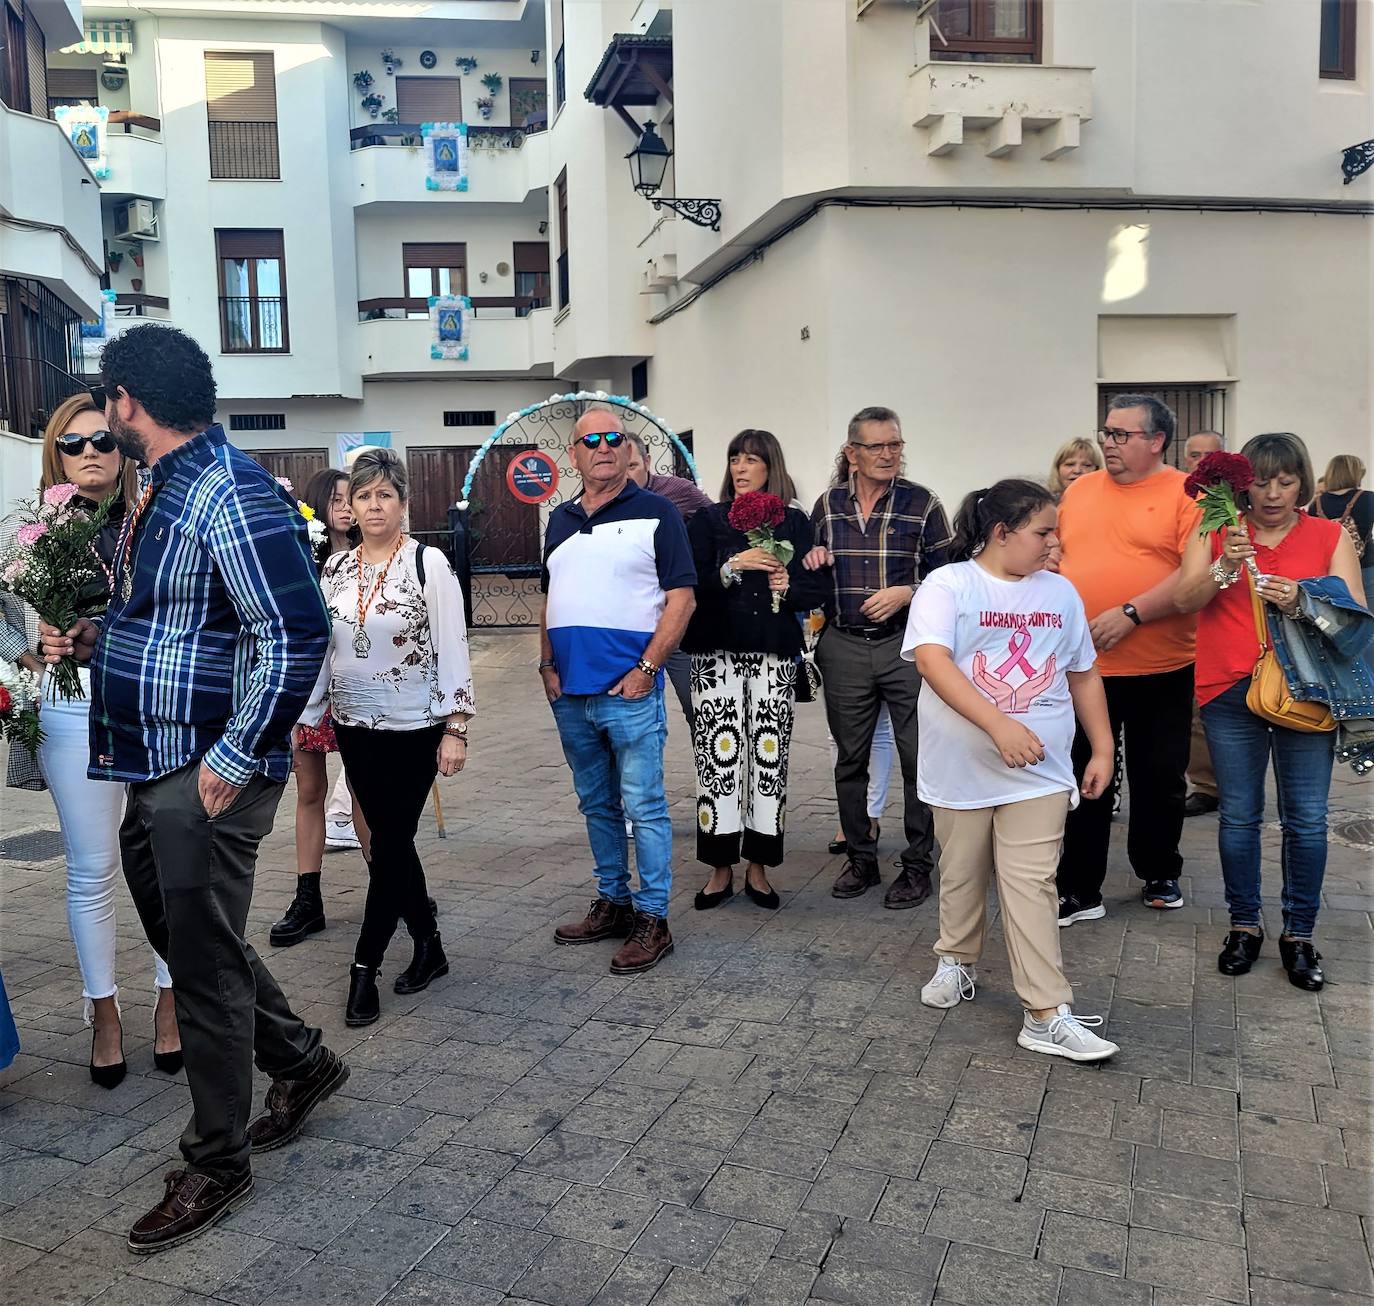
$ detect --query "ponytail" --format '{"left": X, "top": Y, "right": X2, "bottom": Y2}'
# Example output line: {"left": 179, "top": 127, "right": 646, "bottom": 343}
{"left": 950, "top": 478, "right": 1056, "bottom": 562}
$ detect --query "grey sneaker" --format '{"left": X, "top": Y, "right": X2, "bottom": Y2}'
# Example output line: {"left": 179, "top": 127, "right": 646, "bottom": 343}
{"left": 1017, "top": 1005, "right": 1119, "bottom": 1062}
{"left": 920, "top": 957, "right": 977, "bottom": 1009}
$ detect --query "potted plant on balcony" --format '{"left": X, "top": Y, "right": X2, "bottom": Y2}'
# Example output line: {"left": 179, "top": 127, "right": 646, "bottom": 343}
{"left": 380, "top": 48, "right": 402, "bottom": 74}
{"left": 361, "top": 92, "right": 386, "bottom": 119}
{"left": 353, "top": 69, "right": 375, "bottom": 93}
{"left": 106, "top": 251, "right": 123, "bottom": 273}
{"left": 476, "top": 96, "right": 495, "bottom": 121}
{"left": 481, "top": 71, "right": 504, "bottom": 96}
{"left": 455, "top": 56, "right": 478, "bottom": 74}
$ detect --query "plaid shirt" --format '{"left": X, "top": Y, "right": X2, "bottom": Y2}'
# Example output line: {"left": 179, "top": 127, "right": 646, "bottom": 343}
{"left": 89, "top": 425, "right": 330, "bottom": 786}
{"left": 811, "top": 475, "right": 953, "bottom": 627}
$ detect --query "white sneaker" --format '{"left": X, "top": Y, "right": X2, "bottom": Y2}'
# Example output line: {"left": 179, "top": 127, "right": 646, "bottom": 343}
{"left": 920, "top": 957, "right": 977, "bottom": 1009}
{"left": 625, "top": 818, "right": 635, "bottom": 840}
{"left": 325, "top": 821, "right": 361, "bottom": 850}
{"left": 1017, "top": 1005, "right": 1119, "bottom": 1062}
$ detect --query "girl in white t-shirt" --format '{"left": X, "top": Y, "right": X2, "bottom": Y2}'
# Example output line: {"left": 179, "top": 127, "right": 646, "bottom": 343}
{"left": 901, "top": 479, "right": 1120, "bottom": 1062}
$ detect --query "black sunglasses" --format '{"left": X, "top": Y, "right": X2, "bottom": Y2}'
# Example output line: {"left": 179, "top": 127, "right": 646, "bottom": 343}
{"left": 57, "top": 430, "right": 118, "bottom": 456}
{"left": 577, "top": 431, "right": 625, "bottom": 450}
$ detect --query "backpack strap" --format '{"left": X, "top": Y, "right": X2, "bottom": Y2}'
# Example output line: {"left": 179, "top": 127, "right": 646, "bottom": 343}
{"left": 415, "top": 542, "right": 427, "bottom": 589}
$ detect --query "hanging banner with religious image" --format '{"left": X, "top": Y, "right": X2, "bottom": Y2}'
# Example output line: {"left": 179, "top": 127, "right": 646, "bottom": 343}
{"left": 55, "top": 105, "right": 110, "bottom": 180}
{"left": 78, "top": 289, "right": 118, "bottom": 363}
{"left": 336, "top": 430, "right": 392, "bottom": 468}
{"left": 429, "top": 295, "right": 471, "bottom": 360}
{"left": 422, "top": 121, "right": 468, "bottom": 191}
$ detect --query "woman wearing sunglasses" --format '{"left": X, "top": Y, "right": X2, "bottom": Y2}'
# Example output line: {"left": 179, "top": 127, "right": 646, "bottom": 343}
{"left": 0, "top": 394, "right": 180, "bottom": 1087}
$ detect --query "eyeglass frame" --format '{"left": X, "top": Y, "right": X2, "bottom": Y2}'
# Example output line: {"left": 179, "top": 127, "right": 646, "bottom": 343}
{"left": 848, "top": 438, "right": 905, "bottom": 455}
{"left": 56, "top": 430, "right": 119, "bottom": 456}
{"left": 576, "top": 432, "right": 626, "bottom": 450}
{"left": 1096, "top": 426, "right": 1163, "bottom": 447}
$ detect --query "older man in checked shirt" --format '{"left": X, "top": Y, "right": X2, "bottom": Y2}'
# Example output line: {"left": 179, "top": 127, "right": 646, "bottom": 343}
{"left": 40, "top": 326, "right": 347, "bottom": 1254}
{"left": 803, "top": 405, "right": 953, "bottom": 908}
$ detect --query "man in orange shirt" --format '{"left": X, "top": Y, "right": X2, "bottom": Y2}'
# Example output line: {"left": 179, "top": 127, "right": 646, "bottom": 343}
{"left": 1055, "top": 395, "right": 1200, "bottom": 921}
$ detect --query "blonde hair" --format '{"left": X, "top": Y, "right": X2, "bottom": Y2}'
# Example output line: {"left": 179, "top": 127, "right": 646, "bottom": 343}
{"left": 1322, "top": 454, "right": 1366, "bottom": 494}
{"left": 40, "top": 393, "right": 138, "bottom": 510}
{"left": 1048, "top": 437, "right": 1104, "bottom": 496}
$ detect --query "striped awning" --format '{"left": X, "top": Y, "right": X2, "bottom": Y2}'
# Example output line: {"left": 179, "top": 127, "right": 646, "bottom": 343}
{"left": 61, "top": 20, "right": 134, "bottom": 56}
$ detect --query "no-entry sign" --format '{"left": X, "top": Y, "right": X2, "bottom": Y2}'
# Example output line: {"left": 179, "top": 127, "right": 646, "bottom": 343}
{"left": 506, "top": 450, "right": 560, "bottom": 504}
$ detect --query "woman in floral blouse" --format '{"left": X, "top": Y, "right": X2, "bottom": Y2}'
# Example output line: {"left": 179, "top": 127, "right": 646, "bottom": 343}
{"left": 311, "top": 449, "right": 474, "bottom": 1026}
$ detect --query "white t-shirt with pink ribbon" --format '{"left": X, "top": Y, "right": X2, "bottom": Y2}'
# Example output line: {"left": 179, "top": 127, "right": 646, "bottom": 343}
{"left": 901, "top": 561, "right": 1098, "bottom": 810}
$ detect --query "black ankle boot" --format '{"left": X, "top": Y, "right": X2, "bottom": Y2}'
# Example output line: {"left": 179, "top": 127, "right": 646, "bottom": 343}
{"left": 1279, "top": 938, "right": 1324, "bottom": 992}
{"left": 270, "top": 874, "right": 326, "bottom": 947}
{"left": 394, "top": 933, "right": 448, "bottom": 995}
{"left": 345, "top": 964, "right": 380, "bottom": 1026}
{"left": 1218, "top": 929, "right": 1263, "bottom": 976}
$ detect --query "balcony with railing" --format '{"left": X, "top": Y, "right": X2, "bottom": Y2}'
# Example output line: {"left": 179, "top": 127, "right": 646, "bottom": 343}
{"left": 349, "top": 123, "right": 549, "bottom": 208}
{"left": 102, "top": 113, "right": 166, "bottom": 199}
{"left": 356, "top": 297, "right": 553, "bottom": 377}
{"left": 0, "top": 354, "right": 91, "bottom": 440}
{"left": 218, "top": 296, "right": 288, "bottom": 353}
{"left": 208, "top": 122, "right": 281, "bottom": 180}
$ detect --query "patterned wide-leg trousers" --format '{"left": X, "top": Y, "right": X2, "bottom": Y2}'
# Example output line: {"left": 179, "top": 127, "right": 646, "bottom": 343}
{"left": 690, "top": 650, "right": 796, "bottom": 868}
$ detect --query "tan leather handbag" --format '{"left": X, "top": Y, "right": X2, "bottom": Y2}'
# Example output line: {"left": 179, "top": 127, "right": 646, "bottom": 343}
{"left": 1245, "top": 575, "right": 1334, "bottom": 733}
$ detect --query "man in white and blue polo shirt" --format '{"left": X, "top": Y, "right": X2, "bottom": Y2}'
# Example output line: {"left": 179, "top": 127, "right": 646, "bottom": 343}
{"left": 539, "top": 408, "right": 696, "bottom": 974}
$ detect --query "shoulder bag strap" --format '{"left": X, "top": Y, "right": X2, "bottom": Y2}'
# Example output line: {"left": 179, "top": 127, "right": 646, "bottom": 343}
{"left": 1340, "top": 488, "right": 1363, "bottom": 522}
{"left": 1248, "top": 570, "right": 1270, "bottom": 654}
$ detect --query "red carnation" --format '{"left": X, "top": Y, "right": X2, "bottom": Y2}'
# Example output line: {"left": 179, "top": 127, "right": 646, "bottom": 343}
{"left": 1184, "top": 451, "right": 1253, "bottom": 501}
{"left": 0, "top": 686, "right": 10, "bottom": 715}
{"left": 728, "top": 491, "right": 786, "bottom": 534}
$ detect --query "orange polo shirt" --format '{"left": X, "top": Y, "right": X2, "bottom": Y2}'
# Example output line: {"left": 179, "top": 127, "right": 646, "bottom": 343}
{"left": 1058, "top": 467, "right": 1200, "bottom": 677}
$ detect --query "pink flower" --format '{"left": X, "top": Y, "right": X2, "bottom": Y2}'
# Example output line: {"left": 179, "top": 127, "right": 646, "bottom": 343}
{"left": 42, "top": 483, "right": 79, "bottom": 509}
{"left": 15, "top": 522, "right": 48, "bottom": 548}
{"left": 275, "top": 476, "right": 294, "bottom": 494}
{"left": 1, "top": 559, "right": 27, "bottom": 586}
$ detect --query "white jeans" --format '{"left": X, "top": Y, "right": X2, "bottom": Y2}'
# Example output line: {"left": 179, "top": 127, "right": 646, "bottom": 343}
{"left": 325, "top": 765, "right": 352, "bottom": 824}
{"left": 38, "top": 678, "right": 172, "bottom": 1016}
{"left": 828, "top": 702, "right": 895, "bottom": 820}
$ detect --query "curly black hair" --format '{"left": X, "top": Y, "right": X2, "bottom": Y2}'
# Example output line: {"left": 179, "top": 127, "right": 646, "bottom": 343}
{"left": 100, "top": 325, "right": 217, "bottom": 433}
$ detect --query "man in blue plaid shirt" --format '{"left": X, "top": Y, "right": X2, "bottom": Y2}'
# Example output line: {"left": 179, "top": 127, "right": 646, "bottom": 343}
{"left": 40, "top": 326, "right": 348, "bottom": 1253}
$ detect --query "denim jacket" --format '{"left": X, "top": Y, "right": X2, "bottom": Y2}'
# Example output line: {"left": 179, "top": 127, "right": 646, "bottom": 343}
{"left": 1269, "top": 576, "right": 1374, "bottom": 774}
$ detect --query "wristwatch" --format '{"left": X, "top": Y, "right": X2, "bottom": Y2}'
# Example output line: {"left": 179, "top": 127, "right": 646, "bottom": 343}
{"left": 1121, "top": 603, "right": 1142, "bottom": 626}
{"left": 444, "top": 721, "right": 469, "bottom": 740}
{"left": 636, "top": 657, "right": 659, "bottom": 678}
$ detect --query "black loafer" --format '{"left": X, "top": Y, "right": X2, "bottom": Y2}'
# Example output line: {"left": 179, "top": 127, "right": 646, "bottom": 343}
{"left": 1279, "top": 938, "right": 1324, "bottom": 991}
{"left": 827, "top": 837, "right": 848, "bottom": 855}
{"left": 1218, "top": 929, "right": 1263, "bottom": 976}
{"left": 1184, "top": 793, "right": 1220, "bottom": 818}
{"left": 693, "top": 877, "right": 734, "bottom": 911}
{"left": 744, "top": 881, "right": 780, "bottom": 910}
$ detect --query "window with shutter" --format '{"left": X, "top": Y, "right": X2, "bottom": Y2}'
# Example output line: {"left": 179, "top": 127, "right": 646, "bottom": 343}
{"left": 402, "top": 243, "right": 467, "bottom": 313}
{"left": 513, "top": 241, "right": 550, "bottom": 316}
{"left": 394, "top": 76, "right": 463, "bottom": 124}
{"left": 23, "top": 4, "right": 45, "bottom": 117}
{"left": 47, "top": 66, "right": 98, "bottom": 114}
{"left": 216, "top": 229, "right": 288, "bottom": 353}
{"left": 1, "top": 4, "right": 29, "bottom": 112}
{"left": 204, "top": 51, "right": 280, "bottom": 179}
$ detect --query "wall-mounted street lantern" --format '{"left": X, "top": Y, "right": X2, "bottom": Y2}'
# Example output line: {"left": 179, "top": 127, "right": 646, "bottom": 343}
{"left": 625, "top": 121, "right": 722, "bottom": 232}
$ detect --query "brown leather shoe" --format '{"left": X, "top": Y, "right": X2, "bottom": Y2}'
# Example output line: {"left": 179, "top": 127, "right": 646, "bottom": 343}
{"left": 127, "top": 1167, "right": 254, "bottom": 1254}
{"left": 831, "top": 858, "right": 881, "bottom": 899}
{"left": 609, "top": 912, "right": 674, "bottom": 974}
{"left": 883, "top": 864, "right": 933, "bottom": 910}
{"left": 554, "top": 897, "right": 635, "bottom": 946}
{"left": 248, "top": 1046, "right": 350, "bottom": 1153}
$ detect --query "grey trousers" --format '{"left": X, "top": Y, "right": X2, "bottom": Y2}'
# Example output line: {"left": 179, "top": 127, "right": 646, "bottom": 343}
{"left": 665, "top": 648, "right": 695, "bottom": 729}
{"left": 121, "top": 762, "right": 322, "bottom": 1180}
{"left": 815, "top": 626, "right": 935, "bottom": 873}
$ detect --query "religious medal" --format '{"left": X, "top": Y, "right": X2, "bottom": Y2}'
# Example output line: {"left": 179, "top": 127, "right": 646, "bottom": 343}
{"left": 353, "top": 535, "right": 405, "bottom": 661}
{"left": 353, "top": 626, "right": 372, "bottom": 658}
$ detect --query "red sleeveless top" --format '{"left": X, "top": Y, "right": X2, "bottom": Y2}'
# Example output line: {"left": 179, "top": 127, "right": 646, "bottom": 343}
{"left": 1196, "top": 512, "right": 1342, "bottom": 707}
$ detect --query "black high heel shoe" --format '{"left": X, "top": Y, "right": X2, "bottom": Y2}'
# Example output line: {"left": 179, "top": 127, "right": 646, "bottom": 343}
{"left": 827, "top": 821, "right": 880, "bottom": 857}
{"left": 90, "top": 1024, "right": 127, "bottom": 1090}
{"left": 153, "top": 1010, "right": 184, "bottom": 1076}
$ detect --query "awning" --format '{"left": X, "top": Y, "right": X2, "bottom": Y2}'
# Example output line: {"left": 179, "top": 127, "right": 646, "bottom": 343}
{"left": 584, "top": 35, "right": 673, "bottom": 108}
{"left": 62, "top": 19, "right": 134, "bottom": 57}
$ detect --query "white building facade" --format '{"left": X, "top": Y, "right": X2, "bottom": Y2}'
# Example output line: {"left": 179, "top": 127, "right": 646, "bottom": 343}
{"left": 550, "top": 0, "right": 1374, "bottom": 510}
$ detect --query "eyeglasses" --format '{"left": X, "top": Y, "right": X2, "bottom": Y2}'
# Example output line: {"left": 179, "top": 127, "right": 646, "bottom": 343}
{"left": 851, "top": 440, "right": 904, "bottom": 455}
{"left": 578, "top": 432, "right": 625, "bottom": 450}
{"left": 56, "top": 430, "right": 118, "bottom": 456}
{"left": 1096, "top": 427, "right": 1154, "bottom": 447}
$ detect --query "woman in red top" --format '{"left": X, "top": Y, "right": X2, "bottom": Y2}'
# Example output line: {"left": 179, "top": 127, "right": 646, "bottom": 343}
{"left": 1177, "top": 433, "right": 1365, "bottom": 992}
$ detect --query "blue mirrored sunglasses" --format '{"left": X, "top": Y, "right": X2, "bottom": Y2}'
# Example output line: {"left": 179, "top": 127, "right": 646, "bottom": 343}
{"left": 577, "top": 432, "right": 625, "bottom": 450}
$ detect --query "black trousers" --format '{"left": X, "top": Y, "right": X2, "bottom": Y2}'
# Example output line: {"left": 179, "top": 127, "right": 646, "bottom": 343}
{"left": 334, "top": 722, "right": 443, "bottom": 969}
{"left": 814, "top": 626, "right": 935, "bottom": 873}
{"left": 1057, "top": 664, "right": 1195, "bottom": 902}
{"left": 121, "top": 763, "right": 322, "bottom": 1181}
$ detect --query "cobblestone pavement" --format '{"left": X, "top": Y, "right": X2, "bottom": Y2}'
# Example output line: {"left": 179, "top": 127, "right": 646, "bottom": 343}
{"left": 1, "top": 632, "right": 1371, "bottom": 1306}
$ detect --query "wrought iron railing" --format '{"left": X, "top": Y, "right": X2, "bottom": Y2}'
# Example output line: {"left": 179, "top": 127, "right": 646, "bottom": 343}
{"left": 0, "top": 354, "right": 91, "bottom": 440}
{"left": 207, "top": 121, "right": 281, "bottom": 179}
{"left": 348, "top": 122, "right": 544, "bottom": 151}
{"left": 357, "top": 295, "right": 547, "bottom": 321}
{"left": 218, "top": 296, "right": 288, "bottom": 353}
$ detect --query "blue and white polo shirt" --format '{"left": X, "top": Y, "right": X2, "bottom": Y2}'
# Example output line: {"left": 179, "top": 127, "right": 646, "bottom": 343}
{"left": 542, "top": 481, "right": 696, "bottom": 695}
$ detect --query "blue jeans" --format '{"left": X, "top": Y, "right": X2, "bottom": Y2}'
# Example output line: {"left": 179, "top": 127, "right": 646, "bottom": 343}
{"left": 1201, "top": 679, "right": 1334, "bottom": 940}
{"left": 551, "top": 687, "right": 673, "bottom": 918}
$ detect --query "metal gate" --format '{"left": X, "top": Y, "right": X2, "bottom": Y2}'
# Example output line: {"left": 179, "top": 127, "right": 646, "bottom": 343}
{"left": 1098, "top": 384, "right": 1228, "bottom": 468}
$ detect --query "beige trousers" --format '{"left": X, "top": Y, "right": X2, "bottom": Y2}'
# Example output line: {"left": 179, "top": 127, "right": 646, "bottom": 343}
{"left": 1187, "top": 699, "right": 1217, "bottom": 798}
{"left": 932, "top": 792, "right": 1073, "bottom": 1011}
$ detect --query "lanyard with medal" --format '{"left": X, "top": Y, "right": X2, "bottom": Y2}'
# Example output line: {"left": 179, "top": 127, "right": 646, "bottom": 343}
{"left": 352, "top": 535, "right": 404, "bottom": 658}
{"left": 117, "top": 481, "right": 158, "bottom": 604}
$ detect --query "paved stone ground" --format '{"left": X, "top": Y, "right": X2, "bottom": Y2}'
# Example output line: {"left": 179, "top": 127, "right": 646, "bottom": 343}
{"left": 1, "top": 631, "right": 1371, "bottom": 1306}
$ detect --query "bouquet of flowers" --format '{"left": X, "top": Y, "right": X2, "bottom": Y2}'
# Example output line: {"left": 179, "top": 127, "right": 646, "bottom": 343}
{"left": 728, "top": 491, "right": 793, "bottom": 613}
{"left": 0, "top": 662, "right": 43, "bottom": 757}
{"left": 0, "top": 484, "right": 115, "bottom": 700}
{"left": 1183, "top": 451, "right": 1260, "bottom": 579}
{"left": 297, "top": 500, "right": 328, "bottom": 563}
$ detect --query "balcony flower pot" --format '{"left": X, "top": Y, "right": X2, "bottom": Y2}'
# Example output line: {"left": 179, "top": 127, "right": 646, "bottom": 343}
{"left": 361, "top": 93, "right": 385, "bottom": 118}
{"left": 380, "top": 49, "right": 402, "bottom": 74}
{"left": 481, "top": 72, "right": 503, "bottom": 95}
{"left": 476, "top": 96, "right": 495, "bottom": 120}
{"left": 456, "top": 56, "right": 478, "bottom": 74}
{"left": 130, "top": 278, "right": 143, "bottom": 291}
{"left": 106, "top": 252, "right": 123, "bottom": 272}
{"left": 353, "top": 70, "right": 375, "bottom": 93}
{"left": 131, "top": 251, "right": 144, "bottom": 267}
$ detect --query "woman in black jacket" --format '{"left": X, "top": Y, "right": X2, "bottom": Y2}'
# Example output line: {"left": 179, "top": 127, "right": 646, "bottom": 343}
{"left": 683, "top": 430, "right": 827, "bottom": 910}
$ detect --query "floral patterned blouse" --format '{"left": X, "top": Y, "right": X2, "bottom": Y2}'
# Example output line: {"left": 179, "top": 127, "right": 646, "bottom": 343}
{"left": 317, "top": 538, "right": 475, "bottom": 731}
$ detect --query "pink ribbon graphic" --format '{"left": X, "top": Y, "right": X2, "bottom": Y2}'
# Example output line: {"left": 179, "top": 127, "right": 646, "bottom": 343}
{"left": 994, "top": 624, "right": 1037, "bottom": 679}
